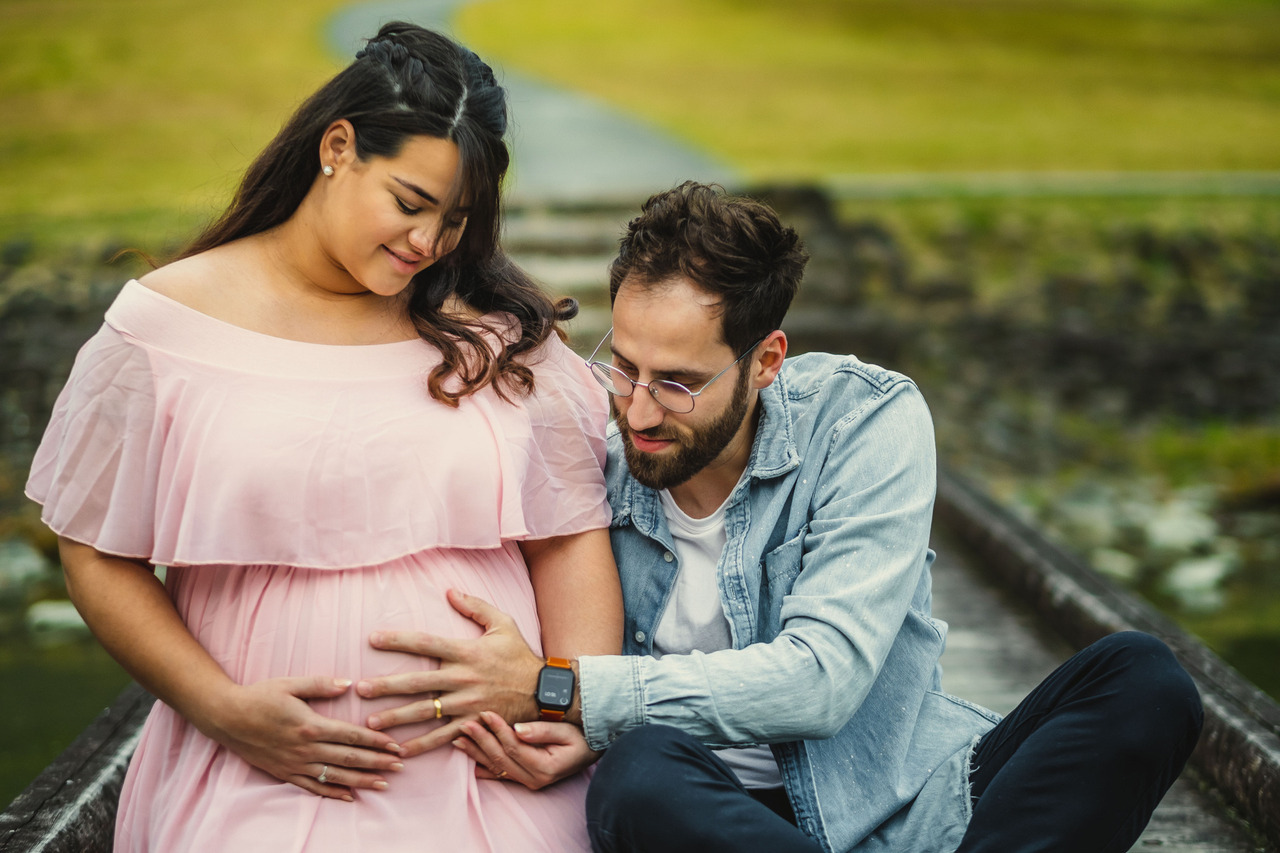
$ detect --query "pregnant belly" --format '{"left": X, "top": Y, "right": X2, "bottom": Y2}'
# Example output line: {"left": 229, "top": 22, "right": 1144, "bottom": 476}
{"left": 163, "top": 545, "right": 541, "bottom": 731}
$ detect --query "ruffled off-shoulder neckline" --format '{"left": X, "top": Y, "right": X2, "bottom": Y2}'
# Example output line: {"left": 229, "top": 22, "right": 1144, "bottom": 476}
{"left": 27, "top": 281, "right": 612, "bottom": 568}
{"left": 109, "top": 280, "right": 444, "bottom": 379}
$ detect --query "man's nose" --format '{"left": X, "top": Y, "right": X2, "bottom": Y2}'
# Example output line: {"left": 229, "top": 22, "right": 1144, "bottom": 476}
{"left": 624, "top": 385, "right": 666, "bottom": 432}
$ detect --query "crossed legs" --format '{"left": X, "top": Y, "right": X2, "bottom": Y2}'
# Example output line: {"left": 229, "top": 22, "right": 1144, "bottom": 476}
{"left": 957, "top": 631, "right": 1203, "bottom": 853}
{"left": 586, "top": 632, "right": 1202, "bottom": 853}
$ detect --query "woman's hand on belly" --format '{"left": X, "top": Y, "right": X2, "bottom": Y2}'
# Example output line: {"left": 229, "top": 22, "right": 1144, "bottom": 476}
{"left": 203, "top": 675, "right": 407, "bottom": 800}
{"left": 454, "top": 711, "right": 600, "bottom": 790}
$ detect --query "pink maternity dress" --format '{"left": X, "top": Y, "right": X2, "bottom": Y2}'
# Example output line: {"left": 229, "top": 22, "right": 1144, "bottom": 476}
{"left": 25, "top": 280, "right": 611, "bottom": 852}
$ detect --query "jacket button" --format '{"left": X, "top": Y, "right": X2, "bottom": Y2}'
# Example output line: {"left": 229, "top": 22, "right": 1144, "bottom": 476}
{"left": 634, "top": 630, "right": 646, "bottom": 644}
{"left": 663, "top": 551, "right": 674, "bottom": 562}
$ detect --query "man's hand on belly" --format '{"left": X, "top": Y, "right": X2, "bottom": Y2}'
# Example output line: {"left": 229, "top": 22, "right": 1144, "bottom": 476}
{"left": 357, "top": 589, "right": 544, "bottom": 758}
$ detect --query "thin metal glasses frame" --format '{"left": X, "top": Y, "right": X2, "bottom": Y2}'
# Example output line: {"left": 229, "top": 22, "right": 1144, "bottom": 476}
{"left": 584, "top": 327, "right": 765, "bottom": 414}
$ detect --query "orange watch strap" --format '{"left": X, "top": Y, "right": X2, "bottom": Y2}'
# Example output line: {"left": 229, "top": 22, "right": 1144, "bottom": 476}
{"left": 539, "top": 658, "right": 573, "bottom": 721}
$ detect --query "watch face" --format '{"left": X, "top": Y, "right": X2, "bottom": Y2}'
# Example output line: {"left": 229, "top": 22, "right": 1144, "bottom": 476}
{"left": 537, "top": 666, "right": 575, "bottom": 711}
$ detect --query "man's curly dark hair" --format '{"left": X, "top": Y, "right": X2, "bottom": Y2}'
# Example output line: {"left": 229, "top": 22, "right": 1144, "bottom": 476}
{"left": 608, "top": 182, "right": 809, "bottom": 355}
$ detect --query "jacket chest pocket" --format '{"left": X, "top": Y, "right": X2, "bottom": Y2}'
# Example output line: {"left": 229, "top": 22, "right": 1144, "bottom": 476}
{"left": 760, "top": 528, "right": 805, "bottom": 637}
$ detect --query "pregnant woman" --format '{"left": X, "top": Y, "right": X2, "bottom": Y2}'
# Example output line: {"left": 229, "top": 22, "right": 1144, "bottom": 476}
{"left": 26, "top": 22, "right": 621, "bottom": 852}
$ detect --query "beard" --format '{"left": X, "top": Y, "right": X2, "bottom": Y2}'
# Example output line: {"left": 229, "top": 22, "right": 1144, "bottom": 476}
{"left": 614, "top": 366, "right": 752, "bottom": 491}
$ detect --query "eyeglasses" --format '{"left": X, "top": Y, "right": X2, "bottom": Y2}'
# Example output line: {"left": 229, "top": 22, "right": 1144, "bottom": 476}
{"left": 584, "top": 328, "right": 765, "bottom": 414}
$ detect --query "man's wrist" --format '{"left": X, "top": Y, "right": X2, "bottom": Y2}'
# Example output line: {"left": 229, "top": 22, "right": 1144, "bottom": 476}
{"left": 528, "top": 657, "right": 585, "bottom": 725}
{"left": 518, "top": 655, "right": 543, "bottom": 722}
{"left": 534, "top": 656, "right": 579, "bottom": 723}
{"left": 565, "top": 660, "right": 582, "bottom": 726}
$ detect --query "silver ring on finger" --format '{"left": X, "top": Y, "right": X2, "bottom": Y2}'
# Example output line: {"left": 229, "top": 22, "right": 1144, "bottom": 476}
{"left": 317, "top": 764, "right": 330, "bottom": 784}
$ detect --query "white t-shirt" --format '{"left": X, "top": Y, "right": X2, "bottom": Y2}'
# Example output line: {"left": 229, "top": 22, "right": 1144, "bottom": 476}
{"left": 655, "top": 489, "right": 784, "bottom": 790}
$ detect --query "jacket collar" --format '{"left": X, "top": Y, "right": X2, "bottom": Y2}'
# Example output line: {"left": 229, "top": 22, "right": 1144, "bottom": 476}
{"left": 746, "top": 366, "right": 801, "bottom": 480}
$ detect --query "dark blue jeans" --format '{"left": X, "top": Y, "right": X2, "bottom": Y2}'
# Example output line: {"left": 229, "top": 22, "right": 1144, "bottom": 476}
{"left": 585, "top": 632, "right": 1203, "bottom": 853}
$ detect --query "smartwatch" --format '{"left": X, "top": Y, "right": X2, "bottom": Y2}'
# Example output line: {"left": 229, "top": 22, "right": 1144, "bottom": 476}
{"left": 535, "top": 657, "right": 575, "bottom": 722}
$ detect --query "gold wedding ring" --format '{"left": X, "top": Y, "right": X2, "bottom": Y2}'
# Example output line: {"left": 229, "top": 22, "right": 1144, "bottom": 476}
{"left": 496, "top": 770, "right": 508, "bottom": 778}
{"left": 434, "top": 698, "right": 443, "bottom": 720}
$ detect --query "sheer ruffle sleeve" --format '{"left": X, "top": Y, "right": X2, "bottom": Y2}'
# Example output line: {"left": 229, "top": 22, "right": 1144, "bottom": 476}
{"left": 489, "top": 334, "right": 612, "bottom": 540}
{"left": 25, "top": 282, "right": 610, "bottom": 569}
{"left": 26, "top": 325, "right": 162, "bottom": 560}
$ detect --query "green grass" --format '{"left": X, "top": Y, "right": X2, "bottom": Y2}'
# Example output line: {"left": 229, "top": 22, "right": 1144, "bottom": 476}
{"left": 947, "top": 405, "right": 1280, "bottom": 497}
{"left": 1135, "top": 422, "right": 1280, "bottom": 498}
{"left": 4, "top": 0, "right": 1279, "bottom": 256}
{"left": 831, "top": 194, "right": 1280, "bottom": 307}
{"left": 456, "top": 0, "right": 1280, "bottom": 178}
{"left": 1180, "top": 591, "right": 1280, "bottom": 700}
{"left": 0, "top": 0, "right": 350, "bottom": 254}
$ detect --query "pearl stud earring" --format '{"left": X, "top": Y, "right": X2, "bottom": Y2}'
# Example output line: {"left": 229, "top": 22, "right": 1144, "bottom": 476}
{"left": 322, "top": 165, "right": 334, "bottom": 176}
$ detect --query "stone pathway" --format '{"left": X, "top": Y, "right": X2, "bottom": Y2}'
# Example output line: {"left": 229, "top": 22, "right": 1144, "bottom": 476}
{"left": 327, "top": 1, "right": 739, "bottom": 204}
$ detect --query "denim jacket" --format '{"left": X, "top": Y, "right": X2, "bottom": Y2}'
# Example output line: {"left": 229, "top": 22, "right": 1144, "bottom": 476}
{"left": 578, "top": 352, "right": 999, "bottom": 853}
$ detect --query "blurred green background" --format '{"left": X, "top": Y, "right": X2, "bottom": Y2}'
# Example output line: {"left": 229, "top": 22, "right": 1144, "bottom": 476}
{"left": 5, "top": 0, "right": 1279, "bottom": 251}
{"left": 2, "top": 0, "right": 1279, "bottom": 808}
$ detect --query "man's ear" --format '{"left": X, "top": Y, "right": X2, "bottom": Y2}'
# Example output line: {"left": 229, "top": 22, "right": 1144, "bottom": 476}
{"left": 751, "top": 331, "right": 787, "bottom": 389}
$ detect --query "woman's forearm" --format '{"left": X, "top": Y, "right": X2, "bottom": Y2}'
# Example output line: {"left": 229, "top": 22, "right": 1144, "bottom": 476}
{"left": 58, "top": 537, "right": 238, "bottom": 731}
{"left": 523, "top": 528, "right": 623, "bottom": 659}
{"left": 59, "top": 537, "right": 404, "bottom": 795}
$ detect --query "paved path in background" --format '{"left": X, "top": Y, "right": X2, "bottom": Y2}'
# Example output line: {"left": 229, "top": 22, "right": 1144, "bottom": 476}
{"left": 328, "top": 1, "right": 739, "bottom": 204}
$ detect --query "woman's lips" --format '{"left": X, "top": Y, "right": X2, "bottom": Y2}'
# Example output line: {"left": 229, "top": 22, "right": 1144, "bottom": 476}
{"left": 383, "top": 246, "right": 422, "bottom": 273}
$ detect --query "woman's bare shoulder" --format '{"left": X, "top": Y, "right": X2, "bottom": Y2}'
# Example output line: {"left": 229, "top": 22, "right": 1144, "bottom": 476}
{"left": 136, "top": 245, "right": 246, "bottom": 313}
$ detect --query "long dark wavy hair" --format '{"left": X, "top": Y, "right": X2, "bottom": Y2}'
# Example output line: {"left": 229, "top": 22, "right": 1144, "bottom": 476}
{"left": 178, "top": 22, "right": 569, "bottom": 405}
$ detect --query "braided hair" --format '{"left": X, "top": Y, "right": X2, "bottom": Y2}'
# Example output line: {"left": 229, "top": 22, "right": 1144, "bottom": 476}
{"left": 180, "top": 23, "right": 569, "bottom": 405}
